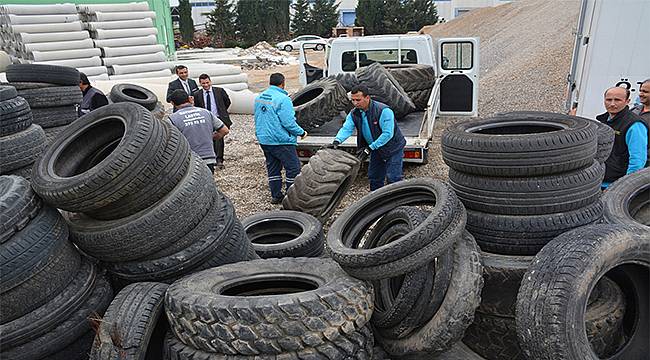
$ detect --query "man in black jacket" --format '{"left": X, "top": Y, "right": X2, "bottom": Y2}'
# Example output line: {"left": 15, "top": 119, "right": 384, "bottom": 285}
{"left": 166, "top": 65, "right": 198, "bottom": 103}
{"left": 78, "top": 72, "right": 108, "bottom": 117}
{"left": 193, "top": 73, "right": 232, "bottom": 169}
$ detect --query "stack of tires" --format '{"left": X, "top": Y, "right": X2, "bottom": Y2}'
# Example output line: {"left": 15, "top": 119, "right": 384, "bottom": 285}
{"left": 29, "top": 102, "right": 255, "bottom": 287}
{"left": 162, "top": 257, "right": 375, "bottom": 359}
{"left": 441, "top": 112, "right": 616, "bottom": 359}
{"left": 5, "top": 64, "right": 82, "bottom": 145}
{"left": 290, "top": 77, "right": 352, "bottom": 131}
{"left": 385, "top": 64, "right": 436, "bottom": 110}
{"left": 326, "top": 179, "right": 484, "bottom": 358}
{"left": 0, "top": 175, "right": 112, "bottom": 359}
{"left": 0, "top": 84, "right": 45, "bottom": 180}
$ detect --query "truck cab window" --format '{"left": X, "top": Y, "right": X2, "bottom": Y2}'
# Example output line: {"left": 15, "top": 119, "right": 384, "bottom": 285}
{"left": 341, "top": 49, "right": 418, "bottom": 71}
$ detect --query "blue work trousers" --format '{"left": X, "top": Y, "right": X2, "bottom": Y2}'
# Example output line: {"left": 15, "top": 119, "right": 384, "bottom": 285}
{"left": 261, "top": 144, "right": 301, "bottom": 199}
{"left": 368, "top": 148, "right": 404, "bottom": 191}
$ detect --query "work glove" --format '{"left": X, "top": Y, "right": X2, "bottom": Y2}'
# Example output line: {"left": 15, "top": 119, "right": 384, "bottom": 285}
{"left": 329, "top": 140, "right": 340, "bottom": 150}
{"left": 356, "top": 146, "right": 371, "bottom": 161}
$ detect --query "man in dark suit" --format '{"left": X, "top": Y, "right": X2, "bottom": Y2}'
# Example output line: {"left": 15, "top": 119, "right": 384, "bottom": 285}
{"left": 193, "top": 73, "right": 232, "bottom": 169}
{"left": 166, "top": 65, "right": 198, "bottom": 103}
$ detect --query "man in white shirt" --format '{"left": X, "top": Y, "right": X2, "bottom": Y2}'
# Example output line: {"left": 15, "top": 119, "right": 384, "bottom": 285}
{"left": 166, "top": 65, "right": 198, "bottom": 104}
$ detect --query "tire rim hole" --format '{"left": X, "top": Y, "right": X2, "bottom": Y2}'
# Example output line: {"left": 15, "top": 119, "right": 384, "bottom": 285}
{"left": 247, "top": 221, "right": 304, "bottom": 244}
{"left": 122, "top": 88, "right": 148, "bottom": 100}
{"left": 220, "top": 277, "right": 319, "bottom": 296}
{"left": 628, "top": 187, "right": 649, "bottom": 226}
{"left": 292, "top": 88, "right": 324, "bottom": 107}
{"left": 466, "top": 120, "right": 568, "bottom": 134}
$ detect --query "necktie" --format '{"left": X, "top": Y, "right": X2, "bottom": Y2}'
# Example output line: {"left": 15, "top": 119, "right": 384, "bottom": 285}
{"left": 183, "top": 81, "right": 190, "bottom": 94}
{"left": 205, "top": 91, "right": 211, "bottom": 111}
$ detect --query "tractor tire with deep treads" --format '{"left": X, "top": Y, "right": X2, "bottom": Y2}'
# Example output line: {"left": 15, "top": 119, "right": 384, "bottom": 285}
{"left": 0, "top": 175, "right": 42, "bottom": 243}
{"left": 515, "top": 225, "right": 649, "bottom": 360}
{"left": 164, "top": 258, "right": 373, "bottom": 355}
{"left": 385, "top": 64, "right": 435, "bottom": 93}
{"left": 109, "top": 83, "right": 158, "bottom": 111}
{"left": 242, "top": 210, "right": 324, "bottom": 258}
{"left": 329, "top": 72, "right": 359, "bottom": 92}
{"left": 283, "top": 149, "right": 360, "bottom": 223}
{"left": 355, "top": 63, "right": 415, "bottom": 118}
{"left": 291, "top": 77, "right": 352, "bottom": 131}
{"left": 91, "top": 282, "right": 169, "bottom": 360}
{"left": 442, "top": 113, "right": 598, "bottom": 177}
{"left": 6, "top": 64, "right": 81, "bottom": 86}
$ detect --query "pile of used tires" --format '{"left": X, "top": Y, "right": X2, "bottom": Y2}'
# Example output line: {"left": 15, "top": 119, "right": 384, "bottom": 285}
{"left": 291, "top": 63, "right": 435, "bottom": 131}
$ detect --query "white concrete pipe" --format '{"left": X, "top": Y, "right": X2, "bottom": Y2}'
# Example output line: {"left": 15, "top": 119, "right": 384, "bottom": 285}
{"left": 6, "top": 14, "right": 79, "bottom": 25}
{"left": 78, "top": 3, "right": 150, "bottom": 14}
{"left": 93, "top": 27, "right": 157, "bottom": 40}
{"left": 111, "top": 62, "right": 173, "bottom": 75}
{"left": 31, "top": 48, "right": 101, "bottom": 62}
{"left": 24, "top": 39, "right": 94, "bottom": 53}
{"left": 78, "top": 66, "right": 108, "bottom": 76}
{"left": 86, "top": 18, "right": 154, "bottom": 31}
{"left": 91, "top": 11, "right": 156, "bottom": 22}
{"left": 17, "top": 31, "right": 90, "bottom": 44}
{"left": 185, "top": 63, "right": 242, "bottom": 78}
{"left": 0, "top": 4, "right": 77, "bottom": 15}
{"left": 36, "top": 56, "right": 102, "bottom": 68}
{"left": 10, "top": 21, "right": 83, "bottom": 34}
{"left": 102, "top": 52, "right": 166, "bottom": 66}
{"left": 108, "top": 69, "right": 172, "bottom": 80}
{"left": 101, "top": 44, "right": 165, "bottom": 57}
{"left": 92, "top": 35, "right": 157, "bottom": 48}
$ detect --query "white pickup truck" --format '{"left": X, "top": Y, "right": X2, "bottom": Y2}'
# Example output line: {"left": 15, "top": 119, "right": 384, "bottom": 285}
{"left": 295, "top": 34, "right": 479, "bottom": 164}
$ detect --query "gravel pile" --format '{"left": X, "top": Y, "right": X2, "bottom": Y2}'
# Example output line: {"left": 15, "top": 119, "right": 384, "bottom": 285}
{"left": 217, "top": 0, "right": 581, "bottom": 220}
{"left": 234, "top": 41, "right": 297, "bottom": 70}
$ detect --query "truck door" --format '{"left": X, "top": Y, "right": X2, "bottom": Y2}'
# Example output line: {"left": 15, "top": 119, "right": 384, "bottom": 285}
{"left": 436, "top": 38, "right": 479, "bottom": 116}
{"left": 298, "top": 42, "right": 325, "bottom": 87}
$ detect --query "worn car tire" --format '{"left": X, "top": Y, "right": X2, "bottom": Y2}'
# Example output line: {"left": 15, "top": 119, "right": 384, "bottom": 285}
{"left": 0, "top": 94, "right": 32, "bottom": 136}
{"left": 67, "top": 155, "right": 216, "bottom": 262}
{"left": 162, "top": 326, "right": 374, "bottom": 360}
{"left": 0, "top": 124, "right": 46, "bottom": 174}
{"left": 329, "top": 72, "right": 359, "bottom": 92}
{"left": 467, "top": 200, "right": 603, "bottom": 255}
{"left": 442, "top": 113, "right": 598, "bottom": 177}
{"left": 31, "top": 102, "right": 167, "bottom": 213}
{"left": 43, "top": 124, "right": 69, "bottom": 145}
{"left": 164, "top": 258, "right": 373, "bottom": 355}
{"left": 291, "top": 77, "right": 352, "bottom": 131}
{"left": 283, "top": 149, "right": 360, "bottom": 223}
{"left": 7, "top": 64, "right": 81, "bottom": 86}
{"left": 0, "top": 84, "right": 18, "bottom": 101}
{"left": 355, "top": 63, "right": 415, "bottom": 118}
{"left": 109, "top": 83, "right": 158, "bottom": 111}
{"left": 91, "top": 282, "right": 169, "bottom": 360}
{"left": 449, "top": 160, "right": 603, "bottom": 215}
{"left": 376, "top": 231, "right": 483, "bottom": 358}
{"left": 476, "top": 251, "right": 531, "bottom": 316}
{"left": 243, "top": 210, "right": 324, "bottom": 258}
{"left": 31, "top": 105, "right": 78, "bottom": 129}
{"left": 385, "top": 64, "right": 435, "bottom": 92}
{"left": 516, "top": 225, "right": 649, "bottom": 360}
{"left": 594, "top": 120, "right": 615, "bottom": 163}
{"left": 602, "top": 167, "right": 649, "bottom": 233}
{"left": 327, "top": 178, "right": 465, "bottom": 280}
{"left": 17, "top": 86, "right": 82, "bottom": 108}
{"left": 0, "top": 175, "right": 42, "bottom": 243}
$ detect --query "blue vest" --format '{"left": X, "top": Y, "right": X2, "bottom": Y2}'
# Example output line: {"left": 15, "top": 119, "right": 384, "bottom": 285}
{"left": 351, "top": 100, "right": 406, "bottom": 158}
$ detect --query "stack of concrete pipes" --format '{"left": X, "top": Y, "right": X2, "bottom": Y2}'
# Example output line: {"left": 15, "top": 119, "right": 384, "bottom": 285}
{"left": 0, "top": 4, "right": 108, "bottom": 79}
{"left": 180, "top": 62, "right": 250, "bottom": 91}
{"left": 77, "top": 2, "right": 171, "bottom": 80}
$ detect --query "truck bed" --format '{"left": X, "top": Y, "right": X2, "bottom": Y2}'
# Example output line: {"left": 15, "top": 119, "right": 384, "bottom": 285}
{"left": 308, "top": 111, "right": 425, "bottom": 137}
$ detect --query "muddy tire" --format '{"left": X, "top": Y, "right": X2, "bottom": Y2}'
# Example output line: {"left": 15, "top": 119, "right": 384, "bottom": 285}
{"left": 91, "top": 282, "right": 169, "bottom": 360}
{"left": 602, "top": 167, "right": 649, "bottom": 233}
{"left": 7, "top": 64, "right": 81, "bottom": 86}
{"left": 164, "top": 258, "right": 373, "bottom": 355}
{"left": 515, "top": 224, "right": 649, "bottom": 360}
{"left": 0, "top": 124, "right": 46, "bottom": 174}
{"left": 0, "top": 94, "right": 32, "bottom": 136}
{"left": 0, "top": 175, "right": 42, "bottom": 243}
{"left": 329, "top": 72, "right": 359, "bottom": 92}
{"left": 385, "top": 64, "right": 435, "bottom": 92}
{"left": 355, "top": 63, "right": 415, "bottom": 118}
{"left": 109, "top": 83, "right": 158, "bottom": 111}
{"left": 407, "top": 89, "right": 432, "bottom": 110}
{"left": 449, "top": 160, "right": 603, "bottom": 215}
{"left": 242, "top": 210, "right": 324, "bottom": 258}
{"left": 17, "top": 86, "right": 82, "bottom": 108}
{"left": 283, "top": 149, "right": 360, "bottom": 223}
{"left": 291, "top": 77, "right": 352, "bottom": 131}
{"left": 442, "top": 113, "right": 598, "bottom": 177}
{"left": 32, "top": 105, "right": 78, "bottom": 129}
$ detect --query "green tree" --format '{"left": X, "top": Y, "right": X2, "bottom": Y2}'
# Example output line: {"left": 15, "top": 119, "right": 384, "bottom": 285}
{"left": 178, "top": 0, "right": 194, "bottom": 44}
{"left": 309, "top": 0, "right": 338, "bottom": 37}
{"left": 355, "top": 0, "right": 384, "bottom": 35}
{"left": 381, "top": 0, "right": 406, "bottom": 34}
{"left": 205, "top": 0, "right": 236, "bottom": 47}
{"left": 235, "top": 0, "right": 261, "bottom": 46}
{"left": 403, "top": 0, "right": 438, "bottom": 31}
{"left": 291, "top": 0, "right": 311, "bottom": 36}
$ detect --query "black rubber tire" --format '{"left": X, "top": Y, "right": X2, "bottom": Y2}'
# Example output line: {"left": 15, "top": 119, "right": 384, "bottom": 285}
{"left": 584, "top": 276, "right": 627, "bottom": 358}
{"left": 164, "top": 257, "right": 373, "bottom": 355}
{"left": 0, "top": 175, "right": 42, "bottom": 243}
{"left": 1, "top": 260, "right": 97, "bottom": 349}
{"left": 0, "top": 84, "right": 18, "bottom": 101}
{"left": 91, "top": 282, "right": 169, "bottom": 360}
{"left": 162, "top": 326, "right": 374, "bottom": 360}
{"left": 407, "top": 88, "right": 432, "bottom": 110}
{"left": 385, "top": 64, "right": 435, "bottom": 92}
{"left": 32, "top": 105, "right": 78, "bottom": 128}
{"left": 68, "top": 155, "right": 216, "bottom": 262}
{"left": 476, "top": 251, "right": 531, "bottom": 317}
{"left": 7, "top": 64, "right": 81, "bottom": 86}
{"left": 0, "top": 205, "right": 70, "bottom": 295}
{"left": 462, "top": 313, "right": 523, "bottom": 360}
{"left": 375, "top": 231, "right": 483, "bottom": 358}
{"left": 50, "top": 331, "right": 97, "bottom": 360}
{"left": 44, "top": 124, "right": 69, "bottom": 145}
{"left": 515, "top": 224, "right": 649, "bottom": 360}
{"left": 17, "top": 86, "right": 82, "bottom": 108}
{"left": 31, "top": 102, "right": 168, "bottom": 214}
{"left": 436, "top": 342, "right": 487, "bottom": 360}
{"left": 442, "top": 113, "right": 598, "bottom": 177}
{"left": 326, "top": 178, "right": 465, "bottom": 280}
{"left": 0, "top": 124, "right": 46, "bottom": 174}
{"left": 602, "top": 167, "right": 649, "bottom": 233}
{"left": 467, "top": 200, "right": 603, "bottom": 255}
{"left": 1, "top": 81, "right": 58, "bottom": 90}
{"left": 109, "top": 83, "right": 158, "bottom": 111}
{"left": 291, "top": 77, "right": 352, "bottom": 131}
{"left": 594, "top": 120, "right": 615, "bottom": 164}
{"left": 0, "top": 95, "right": 32, "bottom": 136}
{"left": 242, "top": 210, "right": 324, "bottom": 258}
{"left": 328, "top": 72, "right": 359, "bottom": 92}
{"left": 355, "top": 63, "right": 415, "bottom": 118}
{"left": 6, "top": 164, "right": 35, "bottom": 181}
{"left": 1, "top": 274, "right": 112, "bottom": 360}
{"left": 449, "top": 160, "right": 604, "bottom": 215}
{"left": 283, "top": 149, "right": 360, "bottom": 223}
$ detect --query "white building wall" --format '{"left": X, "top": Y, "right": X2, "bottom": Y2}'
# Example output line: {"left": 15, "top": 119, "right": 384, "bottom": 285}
{"left": 434, "top": 0, "right": 512, "bottom": 22}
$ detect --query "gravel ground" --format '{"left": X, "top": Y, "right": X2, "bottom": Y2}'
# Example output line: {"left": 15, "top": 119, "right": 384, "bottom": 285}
{"left": 216, "top": 0, "right": 581, "bottom": 223}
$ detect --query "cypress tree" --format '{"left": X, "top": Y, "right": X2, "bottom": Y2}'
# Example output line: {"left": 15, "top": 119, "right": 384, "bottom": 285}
{"left": 291, "top": 0, "right": 311, "bottom": 36}
{"left": 178, "top": 0, "right": 194, "bottom": 43}
{"left": 309, "top": 0, "right": 338, "bottom": 37}
{"left": 205, "top": 0, "right": 236, "bottom": 47}
{"left": 403, "top": 0, "right": 439, "bottom": 32}
{"left": 356, "top": 0, "right": 384, "bottom": 35}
